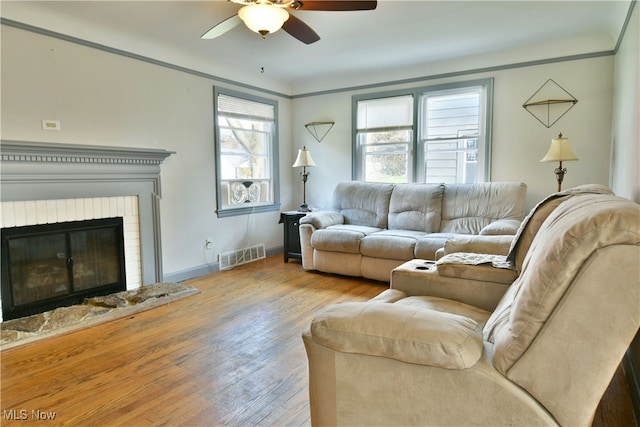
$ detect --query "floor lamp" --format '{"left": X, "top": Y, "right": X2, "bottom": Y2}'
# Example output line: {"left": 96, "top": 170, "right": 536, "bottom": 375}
{"left": 292, "top": 146, "right": 316, "bottom": 212}
{"left": 540, "top": 133, "right": 578, "bottom": 192}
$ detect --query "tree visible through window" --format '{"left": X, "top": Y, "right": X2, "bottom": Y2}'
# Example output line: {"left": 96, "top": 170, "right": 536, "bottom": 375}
{"left": 214, "top": 88, "right": 280, "bottom": 217}
{"left": 353, "top": 79, "right": 492, "bottom": 184}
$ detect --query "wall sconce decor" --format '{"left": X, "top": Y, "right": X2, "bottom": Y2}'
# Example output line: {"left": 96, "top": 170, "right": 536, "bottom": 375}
{"left": 292, "top": 146, "right": 316, "bottom": 212}
{"left": 305, "top": 121, "right": 334, "bottom": 143}
{"left": 540, "top": 132, "right": 578, "bottom": 192}
{"left": 523, "top": 79, "right": 578, "bottom": 128}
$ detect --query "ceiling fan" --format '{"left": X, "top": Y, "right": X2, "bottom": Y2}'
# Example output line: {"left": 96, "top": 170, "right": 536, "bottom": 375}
{"left": 201, "top": 0, "right": 377, "bottom": 45}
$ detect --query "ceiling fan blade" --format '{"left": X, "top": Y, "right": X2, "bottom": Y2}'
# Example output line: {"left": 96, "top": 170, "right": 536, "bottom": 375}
{"left": 290, "top": 0, "right": 377, "bottom": 11}
{"left": 201, "top": 15, "right": 242, "bottom": 39}
{"left": 282, "top": 14, "right": 320, "bottom": 44}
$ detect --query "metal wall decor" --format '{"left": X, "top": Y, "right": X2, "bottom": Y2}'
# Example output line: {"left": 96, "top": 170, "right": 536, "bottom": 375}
{"left": 523, "top": 79, "right": 578, "bottom": 128}
{"left": 305, "top": 121, "right": 334, "bottom": 143}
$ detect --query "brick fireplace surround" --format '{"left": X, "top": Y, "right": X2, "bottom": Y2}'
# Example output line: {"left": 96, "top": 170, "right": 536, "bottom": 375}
{"left": 0, "top": 140, "right": 174, "bottom": 321}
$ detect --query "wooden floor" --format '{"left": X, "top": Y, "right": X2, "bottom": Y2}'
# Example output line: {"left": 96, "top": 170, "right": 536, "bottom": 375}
{"left": 1, "top": 255, "right": 636, "bottom": 426}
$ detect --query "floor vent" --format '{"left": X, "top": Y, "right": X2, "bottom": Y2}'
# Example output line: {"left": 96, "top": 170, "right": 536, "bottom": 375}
{"left": 219, "top": 244, "right": 266, "bottom": 270}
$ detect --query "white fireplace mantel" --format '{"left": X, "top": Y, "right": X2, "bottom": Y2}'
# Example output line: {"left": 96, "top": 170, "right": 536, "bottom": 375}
{"left": 1, "top": 140, "right": 175, "bottom": 285}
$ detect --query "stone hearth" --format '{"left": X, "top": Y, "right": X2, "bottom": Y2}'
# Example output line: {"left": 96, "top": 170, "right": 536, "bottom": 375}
{"left": 1, "top": 282, "right": 198, "bottom": 349}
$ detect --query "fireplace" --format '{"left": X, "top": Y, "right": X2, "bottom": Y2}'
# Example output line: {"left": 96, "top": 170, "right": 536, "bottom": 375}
{"left": 1, "top": 218, "right": 127, "bottom": 320}
{"left": 0, "top": 140, "right": 174, "bottom": 322}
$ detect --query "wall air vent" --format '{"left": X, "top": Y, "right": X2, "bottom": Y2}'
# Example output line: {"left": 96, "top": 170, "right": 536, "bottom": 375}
{"left": 219, "top": 244, "right": 266, "bottom": 270}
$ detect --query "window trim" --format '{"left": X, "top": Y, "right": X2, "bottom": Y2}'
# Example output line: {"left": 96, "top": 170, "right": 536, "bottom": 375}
{"left": 352, "top": 78, "right": 494, "bottom": 183}
{"left": 213, "top": 87, "right": 281, "bottom": 218}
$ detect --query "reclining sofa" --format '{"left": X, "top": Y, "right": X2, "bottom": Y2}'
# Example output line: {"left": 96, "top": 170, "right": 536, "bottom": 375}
{"left": 299, "top": 181, "right": 527, "bottom": 281}
{"left": 303, "top": 187, "right": 640, "bottom": 426}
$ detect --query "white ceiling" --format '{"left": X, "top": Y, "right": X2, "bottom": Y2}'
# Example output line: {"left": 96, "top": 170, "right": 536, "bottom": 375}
{"left": 1, "top": 1, "right": 632, "bottom": 95}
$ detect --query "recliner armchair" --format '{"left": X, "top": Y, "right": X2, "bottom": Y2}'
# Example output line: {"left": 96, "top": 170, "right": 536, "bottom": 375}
{"left": 303, "top": 189, "right": 640, "bottom": 426}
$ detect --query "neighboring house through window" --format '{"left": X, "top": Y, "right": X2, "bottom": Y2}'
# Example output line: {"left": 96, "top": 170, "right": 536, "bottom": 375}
{"left": 214, "top": 88, "right": 280, "bottom": 217}
{"left": 353, "top": 78, "right": 493, "bottom": 184}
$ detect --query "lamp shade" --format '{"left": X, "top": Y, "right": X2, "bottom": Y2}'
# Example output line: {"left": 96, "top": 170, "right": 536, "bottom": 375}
{"left": 540, "top": 133, "right": 578, "bottom": 162}
{"left": 238, "top": 2, "right": 289, "bottom": 36}
{"left": 292, "top": 147, "right": 316, "bottom": 168}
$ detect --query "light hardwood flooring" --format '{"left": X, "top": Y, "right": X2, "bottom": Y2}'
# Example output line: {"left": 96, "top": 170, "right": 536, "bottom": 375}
{"left": 1, "top": 255, "right": 635, "bottom": 426}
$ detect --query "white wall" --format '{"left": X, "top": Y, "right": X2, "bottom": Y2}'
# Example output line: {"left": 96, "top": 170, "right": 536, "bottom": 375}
{"left": 0, "top": 26, "right": 296, "bottom": 279}
{"left": 292, "top": 56, "right": 614, "bottom": 212}
{"left": 611, "top": 4, "right": 640, "bottom": 202}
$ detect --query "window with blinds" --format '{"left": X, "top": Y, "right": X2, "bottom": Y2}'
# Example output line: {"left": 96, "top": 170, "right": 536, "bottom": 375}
{"left": 214, "top": 89, "right": 280, "bottom": 217}
{"left": 353, "top": 79, "right": 492, "bottom": 184}
{"left": 356, "top": 95, "right": 414, "bottom": 183}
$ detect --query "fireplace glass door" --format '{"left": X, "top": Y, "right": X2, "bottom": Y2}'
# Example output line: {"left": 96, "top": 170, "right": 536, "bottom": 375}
{"left": 8, "top": 232, "right": 70, "bottom": 306}
{"left": 1, "top": 217, "right": 126, "bottom": 320}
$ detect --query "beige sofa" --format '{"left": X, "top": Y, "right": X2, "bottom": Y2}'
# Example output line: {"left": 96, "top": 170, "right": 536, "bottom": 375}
{"left": 303, "top": 188, "right": 640, "bottom": 426}
{"left": 299, "top": 181, "right": 527, "bottom": 281}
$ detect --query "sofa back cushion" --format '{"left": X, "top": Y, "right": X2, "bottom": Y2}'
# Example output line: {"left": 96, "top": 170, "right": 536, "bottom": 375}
{"left": 332, "top": 182, "right": 394, "bottom": 228}
{"left": 506, "top": 184, "right": 614, "bottom": 273}
{"left": 440, "top": 182, "right": 526, "bottom": 234}
{"left": 388, "top": 183, "right": 444, "bottom": 232}
{"left": 485, "top": 193, "right": 640, "bottom": 373}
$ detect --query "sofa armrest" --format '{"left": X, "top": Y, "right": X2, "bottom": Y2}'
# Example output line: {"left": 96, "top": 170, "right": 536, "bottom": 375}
{"left": 443, "top": 235, "right": 514, "bottom": 256}
{"left": 480, "top": 218, "right": 522, "bottom": 235}
{"left": 300, "top": 211, "right": 344, "bottom": 229}
{"left": 310, "top": 302, "right": 483, "bottom": 369}
{"left": 436, "top": 253, "right": 518, "bottom": 285}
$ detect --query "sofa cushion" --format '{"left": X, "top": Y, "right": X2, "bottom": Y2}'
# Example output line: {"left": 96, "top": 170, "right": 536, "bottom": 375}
{"left": 311, "top": 225, "right": 381, "bottom": 254}
{"left": 414, "top": 233, "right": 457, "bottom": 260}
{"left": 332, "top": 181, "right": 394, "bottom": 228}
{"left": 360, "top": 230, "right": 426, "bottom": 260}
{"left": 480, "top": 219, "right": 522, "bottom": 235}
{"left": 396, "top": 295, "right": 491, "bottom": 326}
{"left": 388, "top": 183, "right": 444, "bottom": 232}
{"left": 441, "top": 182, "right": 526, "bottom": 234}
{"left": 311, "top": 301, "right": 484, "bottom": 368}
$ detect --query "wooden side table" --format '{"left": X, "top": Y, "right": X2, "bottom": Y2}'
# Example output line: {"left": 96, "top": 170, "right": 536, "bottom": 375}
{"left": 279, "top": 211, "right": 307, "bottom": 263}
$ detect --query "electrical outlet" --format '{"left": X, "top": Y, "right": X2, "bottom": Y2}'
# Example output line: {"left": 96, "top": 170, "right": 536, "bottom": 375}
{"left": 205, "top": 238, "right": 213, "bottom": 250}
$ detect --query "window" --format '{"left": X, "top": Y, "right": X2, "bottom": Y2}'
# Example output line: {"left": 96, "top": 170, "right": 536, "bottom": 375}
{"left": 214, "top": 88, "right": 280, "bottom": 217}
{"left": 355, "top": 95, "right": 414, "bottom": 183}
{"left": 354, "top": 79, "right": 492, "bottom": 184}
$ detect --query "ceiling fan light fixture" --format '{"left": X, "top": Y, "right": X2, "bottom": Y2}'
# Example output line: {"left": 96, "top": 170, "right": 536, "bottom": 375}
{"left": 238, "top": 1, "right": 289, "bottom": 38}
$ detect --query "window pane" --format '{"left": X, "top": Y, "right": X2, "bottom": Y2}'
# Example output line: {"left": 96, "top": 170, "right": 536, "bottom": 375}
{"left": 361, "top": 129, "right": 412, "bottom": 144}
{"left": 365, "top": 154, "right": 409, "bottom": 183}
{"left": 364, "top": 143, "right": 409, "bottom": 183}
{"left": 424, "top": 93, "right": 479, "bottom": 138}
{"left": 421, "top": 88, "right": 482, "bottom": 184}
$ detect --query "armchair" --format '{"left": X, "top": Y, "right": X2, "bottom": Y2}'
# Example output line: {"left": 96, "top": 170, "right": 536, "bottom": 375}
{"left": 303, "top": 190, "right": 639, "bottom": 426}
